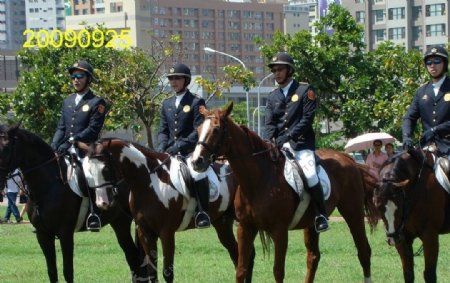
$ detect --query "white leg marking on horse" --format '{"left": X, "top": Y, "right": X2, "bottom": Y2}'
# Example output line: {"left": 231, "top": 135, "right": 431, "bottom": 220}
{"left": 192, "top": 119, "right": 211, "bottom": 161}
{"left": 364, "top": 276, "right": 372, "bottom": 283}
{"left": 385, "top": 200, "right": 397, "bottom": 234}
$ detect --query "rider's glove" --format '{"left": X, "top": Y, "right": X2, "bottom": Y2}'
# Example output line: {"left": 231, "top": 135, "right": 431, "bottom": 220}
{"left": 166, "top": 145, "right": 180, "bottom": 155}
{"left": 419, "top": 128, "right": 436, "bottom": 145}
{"left": 275, "top": 134, "right": 290, "bottom": 148}
{"left": 402, "top": 138, "right": 414, "bottom": 151}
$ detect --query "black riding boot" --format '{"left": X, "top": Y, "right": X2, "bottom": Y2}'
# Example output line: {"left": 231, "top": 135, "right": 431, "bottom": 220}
{"left": 309, "top": 182, "right": 329, "bottom": 233}
{"left": 194, "top": 178, "right": 210, "bottom": 229}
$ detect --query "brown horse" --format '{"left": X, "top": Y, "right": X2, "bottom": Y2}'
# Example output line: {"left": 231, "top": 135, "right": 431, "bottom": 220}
{"left": 80, "top": 138, "right": 255, "bottom": 283}
{"left": 191, "top": 103, "right": 378, "bottom": 283}
{"left": 374, "top": 148, "right": 450, "bottom": 283}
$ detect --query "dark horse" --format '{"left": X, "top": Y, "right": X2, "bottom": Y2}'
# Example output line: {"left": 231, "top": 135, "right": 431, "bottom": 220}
{"left": 191, "top": 103, "right": 379, "bottom": 283}
{"left": 374, "top": 148, "right": 450, "bottom": 283}
{"left": 79, "top": 138, "right": 255, "bottom": 283}
{"left": 0, "top": 125, "right": 149, "bottom": 283}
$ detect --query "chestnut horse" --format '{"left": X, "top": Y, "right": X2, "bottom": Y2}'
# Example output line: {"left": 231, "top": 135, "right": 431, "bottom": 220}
{"left": 80, "top": 138, "right": 255, "bottom": 283}
{"left": 374, "top": 148, "right": 450, "bottom": 283}
{"left": 191, "top": 103, "right": 379, "bottom": 283}
{"left": 0, "top": 125, "right": 149, "bottom": 283}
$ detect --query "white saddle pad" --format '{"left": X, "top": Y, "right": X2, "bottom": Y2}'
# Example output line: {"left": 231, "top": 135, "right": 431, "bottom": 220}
{"left": 434, "top": 157, "right": 450, "bottom": 194}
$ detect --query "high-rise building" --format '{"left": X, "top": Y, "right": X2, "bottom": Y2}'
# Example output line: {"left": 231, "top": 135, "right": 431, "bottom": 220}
{"left": 341, "top": 0, "right": 449, "bottom": 52}
{"left": 0, "top": 0, "right": 26, "bottom": 50}
{"left": 25, "top": 0, "right": 66, "bottom": 32}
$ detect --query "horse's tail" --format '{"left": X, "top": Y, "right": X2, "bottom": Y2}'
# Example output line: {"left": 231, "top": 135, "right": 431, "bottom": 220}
{"left": 356, "top": 163, "right": 379, "bottom": 232}
{"left": 258, "top": 230, "right": 272, "bottom": 258}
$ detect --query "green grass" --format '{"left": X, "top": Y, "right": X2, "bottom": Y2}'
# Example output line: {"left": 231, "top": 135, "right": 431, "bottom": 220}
{"left": 1, "top": 205, "right": 450, "bottom": 282}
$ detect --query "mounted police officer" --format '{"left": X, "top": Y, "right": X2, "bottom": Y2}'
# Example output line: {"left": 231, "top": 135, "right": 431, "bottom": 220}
{"left": 403, "top": 46, "right": 450, "bottom": 157}
{"left": 263, "top": 52, "right": 329, "bottom": 233}
{"left": 157, "top": 63, "right": 210, "bottom": 228}
{"left": 51, "top": 60, "right": 107, "bottom": 232}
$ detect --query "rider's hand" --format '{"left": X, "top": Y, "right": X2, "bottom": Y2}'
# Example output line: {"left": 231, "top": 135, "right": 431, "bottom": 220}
{"left": 402, "top": 138, "right": 414, "bottom": 151}
{"left": 419, "top": 128, "right": 436, "bottom": 145}
{"left": 166, "top": 145, "right": 180, "bottom": 155}
{"left": 275, "top": 134, "right": 290, "bottom": 148}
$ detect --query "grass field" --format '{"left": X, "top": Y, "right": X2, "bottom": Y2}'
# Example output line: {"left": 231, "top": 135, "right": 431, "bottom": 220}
{"left": 1, "top": 205, "right": 450, "bottom": 282}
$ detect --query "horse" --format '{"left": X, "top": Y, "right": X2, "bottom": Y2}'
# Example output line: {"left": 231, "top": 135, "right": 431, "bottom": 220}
{"left": 0, "top": 124, "right": 149, "bottom": 283}
{"left": 374, "top": 148, "right": 450, "bottom": 283}
{"left": 191, "top": 103, "right": 379, "bottom": 283}
{"left": 79, "top": 138, "right": 255, "bottom": 283}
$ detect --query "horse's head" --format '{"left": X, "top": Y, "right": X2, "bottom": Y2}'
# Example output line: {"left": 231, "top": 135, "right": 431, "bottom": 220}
{"left": 374, "top": 150, "right": 424, "bottom": 245}
{"left": 192, "top": 102, "right": 233, "bottom": 172}
{"left": 79, "top": 140, "right": 125, "bottom": 210}
{"left": 0, "top": 124, "right": 21, "bottom": 189}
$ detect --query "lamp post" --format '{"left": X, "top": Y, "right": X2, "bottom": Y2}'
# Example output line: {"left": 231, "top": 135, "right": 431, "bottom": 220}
{"left": 204, "top": 47, "right": 250, "bottom": 128}
{"left": 256, "top": 73, "right": 273, "bottom": 136}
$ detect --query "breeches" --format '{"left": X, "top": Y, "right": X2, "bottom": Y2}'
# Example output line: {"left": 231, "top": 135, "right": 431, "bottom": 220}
{"left": 284, "top": 146, "right": 319, "bottom": 187}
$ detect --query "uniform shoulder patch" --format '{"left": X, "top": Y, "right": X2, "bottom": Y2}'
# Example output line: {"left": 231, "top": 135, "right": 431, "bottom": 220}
{"left": 299, "top": 81, "right": 308, "bottom": 85}
{"left": 307, "top": 89, "right": 316, "bottom": 101}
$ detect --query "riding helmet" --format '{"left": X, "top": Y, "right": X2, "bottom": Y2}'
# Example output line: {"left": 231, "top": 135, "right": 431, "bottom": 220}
{"left": 167, "top": 63, "right": 192, "bottom": 85}
{"left": 267, "top": 52, "right": 295, "bottom": 69}
{"left": 68, "top": 60, "right": 96, "bottom": 81}
{"left": 423, "top": 46, "right": 449, "bottom": 71}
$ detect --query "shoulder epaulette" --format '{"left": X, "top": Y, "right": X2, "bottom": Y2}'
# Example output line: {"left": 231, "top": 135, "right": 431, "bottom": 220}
{"left": 299, "top": 81, "right": 309, "bottom": 85}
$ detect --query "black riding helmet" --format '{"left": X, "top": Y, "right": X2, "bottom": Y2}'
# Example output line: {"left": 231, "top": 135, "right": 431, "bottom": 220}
{"left": 167, "top": 63, "right": 191, "bottom": 86}
{"left": 267, "top": 52, "right": 295, "bottom": 76}
{"left": 423, "top": 46, "right": 449, "bottom": 72}
{"left": 68, "top": 60, "right": 96, "bottom": 82}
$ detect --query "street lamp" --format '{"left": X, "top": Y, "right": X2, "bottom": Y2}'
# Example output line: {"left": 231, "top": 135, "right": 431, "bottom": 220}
{"left": 204, "top": 47, "right": 250, "bottom": 128}
{"left": 256, "top": 73, "right": 273, "bottom": 136}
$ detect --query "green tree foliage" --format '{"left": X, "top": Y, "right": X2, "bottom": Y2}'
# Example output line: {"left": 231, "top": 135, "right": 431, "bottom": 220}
{"left": 0, "top": 27, "right": 178, "bottom": 148}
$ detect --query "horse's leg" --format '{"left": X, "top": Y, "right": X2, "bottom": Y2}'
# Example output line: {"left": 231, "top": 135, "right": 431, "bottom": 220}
{"left": 136, "top": 226, "right": 159, "bottom": 283}
{"left": 236, "top": 223, "right": 258, "bottom": 283}
{"left": 395, "top": 237, "right": 415, "bottom": 283}
{"left": 271, "top": 228, "right": 288, "bottom": 283}
{"left": 421, "top": 233, "right": 439, "bottom": 283}
{"left": 36, "top": 232, "right": 59, "bottom": 283}
{"left": 58, "top": 232, "right": 75, "bottom": 283}
{"left": 339, "top": 207, "right": 372, "bottom": 282}
{"left": 303, "top": 227, "right": 320, "bottom": 283}
{"left": 110, "top": 219, "right": 146, "bottom": 282}
{"left": 160, "top": 231, "right": 175, "bottom": 283}
{"left": 212, "top": 217, "right": 256, "bottom": 283}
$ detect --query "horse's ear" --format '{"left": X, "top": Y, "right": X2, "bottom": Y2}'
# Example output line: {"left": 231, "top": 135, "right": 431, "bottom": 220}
{"left": 223, "top": 101, "right": 233, "bottom": 117}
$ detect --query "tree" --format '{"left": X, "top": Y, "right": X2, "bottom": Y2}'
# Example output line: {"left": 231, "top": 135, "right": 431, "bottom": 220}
{"left": 0, "top": 27, "right": 180, "bottom": 148}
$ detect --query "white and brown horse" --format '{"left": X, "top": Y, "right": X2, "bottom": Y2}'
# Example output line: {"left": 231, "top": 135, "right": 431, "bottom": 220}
{"left": 80, "top": 138, "right": 255, "bottom": 283}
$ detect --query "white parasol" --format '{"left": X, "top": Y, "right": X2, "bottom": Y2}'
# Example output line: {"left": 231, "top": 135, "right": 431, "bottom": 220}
{"left": 344, "top": 132, "right": 396, "bottom": 153}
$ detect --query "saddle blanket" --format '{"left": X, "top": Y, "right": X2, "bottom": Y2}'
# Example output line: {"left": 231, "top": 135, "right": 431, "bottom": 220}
{"left": 434, "top": 157, "right": 450, "bottom": 194}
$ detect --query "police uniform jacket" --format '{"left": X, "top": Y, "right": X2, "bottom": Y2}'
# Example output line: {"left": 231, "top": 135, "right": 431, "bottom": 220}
{"left": 263, "top": 80, "right": 317, "bottom": 151}
{"left": 51, "top": 90, "right": 106, "bottom": 151}
{"left": 403, "top": 75, "right": 450, "bottom": 155}
{"left": 158, "top": 90, "right": 205, "bottom": 156}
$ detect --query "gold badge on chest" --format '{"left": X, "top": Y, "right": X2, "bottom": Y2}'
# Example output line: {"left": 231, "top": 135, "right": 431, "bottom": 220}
{"left": 183, "top": 105, "right": 191, "bottom": 113}
{"left": 444, "top": 93, "right": 450, "bottom": 102}
{"left": 82, "top": 105, "right": 89, "bottom": 112}
{"left": 291, "top": 94, "right": 299, "bottom": 102}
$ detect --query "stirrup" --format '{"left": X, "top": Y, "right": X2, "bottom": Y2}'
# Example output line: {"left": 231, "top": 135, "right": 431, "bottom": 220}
{"left": 195, "top": 212, "right": 211, "bottom": 229}
{"left": 86, "top": 213, "right": 101, "bottom": 232}
{"left": 314, "top": 215, "right": 329, "bottom": 233}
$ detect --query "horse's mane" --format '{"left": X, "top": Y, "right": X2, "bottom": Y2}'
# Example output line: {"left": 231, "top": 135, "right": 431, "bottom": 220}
{"left": 97, "top": 137, "right": 163, "bottom": 159}
{"left": 237, "top": 123, "right": 272, "bottom": 151}
{"left": 17, "top": 128, "right": 53, "bottom": 152}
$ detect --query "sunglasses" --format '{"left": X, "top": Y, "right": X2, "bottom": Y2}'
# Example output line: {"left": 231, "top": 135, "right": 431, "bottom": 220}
{"left": 168, "top": 76, "right": 184, "bottom": 81}
{"left": 71, "top": 73, "right": 87, "bottom": 80}
{"left": 425, "top": 58, "right": 443, "bottom": 66}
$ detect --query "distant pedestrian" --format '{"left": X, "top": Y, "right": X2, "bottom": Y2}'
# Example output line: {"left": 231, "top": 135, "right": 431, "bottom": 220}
{"left": 385, "top": 143, "right": 395, "bottom": 158}
{"left": 2, "top": 169, "right": 24, "bottom": 224}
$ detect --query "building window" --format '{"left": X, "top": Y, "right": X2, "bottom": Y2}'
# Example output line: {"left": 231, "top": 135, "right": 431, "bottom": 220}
{"left": 355, "top": 0, "right": 364, "bottom": 3}
{"left": 374, "top": 10, "right": 384, "bottom": 22}
{"left": 412, "top": 26, "right": 422, "bottom": 41}
{"left": 388, "top": 27, "right": 405, "bottom": 40}
{"left": 426, "top": 24, "right": 446, "bottom": 37}
{"left": 356, "top": 11, "right": 365, "bottom": 23}
{"left": 388, "top": 7, "right": 405, "bottom": 20}
{"left": 374, "top": 29, "right": 385, "bottom": 42}
{"left": 412, "top": 6, "right": 422, "bottom": 20}
{"left": 426, "top": 4, "right": 445, "bottom": 17}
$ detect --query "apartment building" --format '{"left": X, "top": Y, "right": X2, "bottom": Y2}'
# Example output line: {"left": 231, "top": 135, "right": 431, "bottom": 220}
{"left": 284, "top": 0, "right": 312, "bottom": 35}
{"left": 25, "top": 0, "right": 66, "bottom": 32}
{"left": 0, "top": 0, "right": 26, "bottom": 50}
{"left": 342, "top": 0, "right": 449, "bottom": 52}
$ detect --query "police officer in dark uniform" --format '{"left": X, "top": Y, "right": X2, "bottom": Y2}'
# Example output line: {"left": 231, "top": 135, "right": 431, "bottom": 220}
{"left": 403, "top": 46, "right": 450, "bottom": 157}
{"left": 263, "top": 52, "right": 329, "bottom": 233}
{"left": 157, "top": 63, "right": 210, "bottom": 228}
{"left": 51, "top": 60, "right": 107, "bottom": 231}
